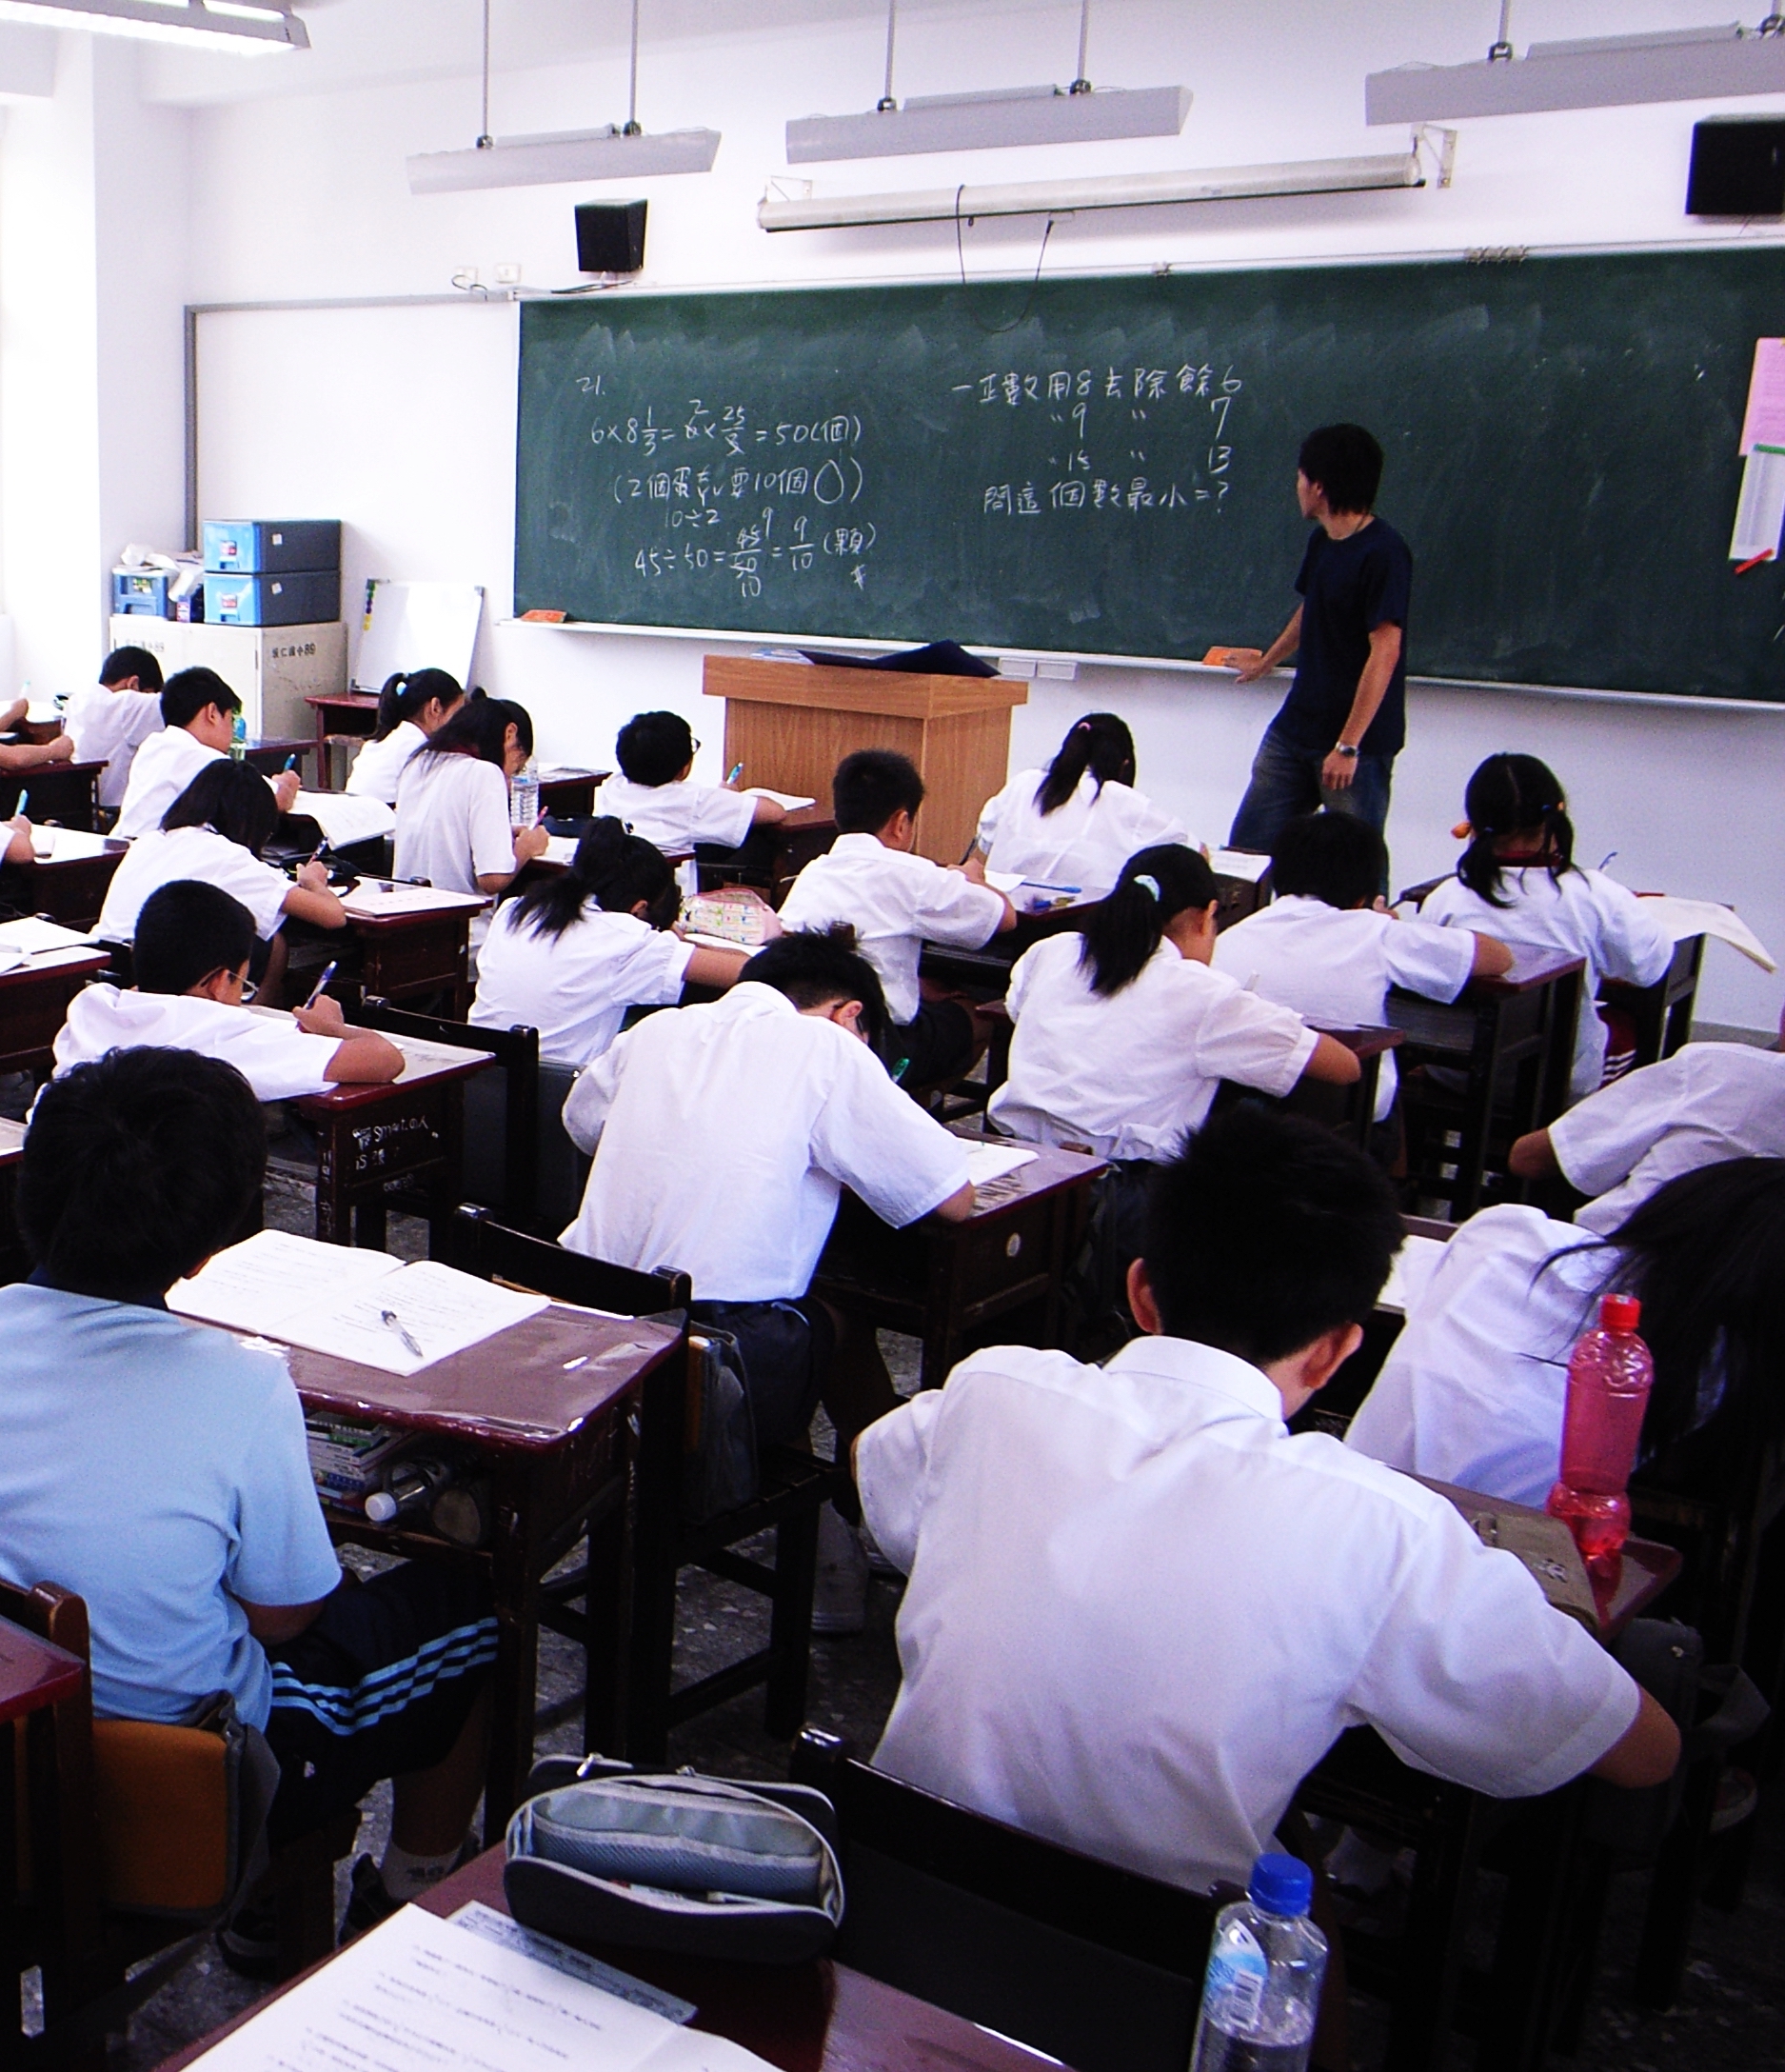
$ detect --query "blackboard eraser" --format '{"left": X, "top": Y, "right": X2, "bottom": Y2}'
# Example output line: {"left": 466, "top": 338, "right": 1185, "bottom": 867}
{"left": 1202, "top": 646, "right": 1262, "bottom": 668}
{"left": 520, "top": 608, "right": 569, "bottom": 623}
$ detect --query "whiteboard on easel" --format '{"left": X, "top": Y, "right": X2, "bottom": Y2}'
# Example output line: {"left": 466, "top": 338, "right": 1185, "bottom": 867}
{"left": 351, "top": 580, "right": 485, "bottom": 694}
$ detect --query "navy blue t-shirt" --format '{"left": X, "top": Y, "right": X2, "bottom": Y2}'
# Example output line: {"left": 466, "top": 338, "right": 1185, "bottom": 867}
{"left": 1271, "top": 518, "right": 1412, "bottom": 758}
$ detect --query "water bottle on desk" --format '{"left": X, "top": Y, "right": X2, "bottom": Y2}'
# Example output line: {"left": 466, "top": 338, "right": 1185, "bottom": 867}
{"left": 1546, "top": 1292, "right": 1653, "bottom": 1572}
{"left": 1190, "top": 1853, "right": 1327, "bottom": 2072}
{"left": 510, "top": 756, "right": 540, "bottom": 831}
{"left": 230, "top": 708, "right": 248, "bottom": 762}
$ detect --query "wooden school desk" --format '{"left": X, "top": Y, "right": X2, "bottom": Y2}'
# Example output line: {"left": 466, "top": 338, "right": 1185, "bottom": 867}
{"left": 536, "top": 768, "right": 610, "bottom": 820}
{"left": 0, "top": 948, "right": 109, "bottom": 1076}
{"left": 1601, "top": 929, "right": 1704, "bottom": 1070}
{"left": 0, "top": 1118, "right": 25, "bottom": 1285}
{"left": 293, "top": 1032, "right": 494, "bottom": 1246}
{"left": 237, "top": 734, "right": 317, "bottom": 784}
{"left": 815, "top": 1141, "right": 1105, "bottom": 1390}
{"left": 1389, "top": 946, "right": 1584, "bottom": 1222}
{"left": 0, "top": 829, "right": 127, "bottom": 930}
{"left": 338, "top": 883, "right": 486, "bottom": 1016}
{"left": 0, "top": 761, "right": 104, "bottom": 833}
{"left": 303, "top": 688, "right": 379, "bottom": 789}
{"left": 157, "top": 1843, "right": 1052, "bottom": 2072}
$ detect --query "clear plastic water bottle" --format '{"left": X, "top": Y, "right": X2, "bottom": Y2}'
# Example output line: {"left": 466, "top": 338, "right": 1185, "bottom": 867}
{"left": 509, "top": 756, "right": 540, "bottom": 831}
{"left": 1189, "top": 1853, "right": 1328, "bottom": 2072}
{"left": 1546, "top": 1291, "right": 1653, "bottom": 1573}
{"left": 230, "top": 707, "right": 248, "bottom": 761}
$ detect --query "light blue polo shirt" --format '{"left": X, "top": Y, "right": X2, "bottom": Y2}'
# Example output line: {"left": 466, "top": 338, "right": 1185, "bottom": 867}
{"left": 0, "top": 1285, "right": 342, "bottom": 1728}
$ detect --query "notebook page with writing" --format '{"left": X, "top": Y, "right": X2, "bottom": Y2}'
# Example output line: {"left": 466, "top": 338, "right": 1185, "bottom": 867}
{"left": 275, "top": 1259, "right": 549, "bottom": 1376}
{"left": 170, "top": 1230, "right": 404, "bottom": 1337}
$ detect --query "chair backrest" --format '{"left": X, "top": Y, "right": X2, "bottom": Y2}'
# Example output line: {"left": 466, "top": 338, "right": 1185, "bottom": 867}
{"left": 437, "top": 1203, "right": 690, "bottom": 1317}
{"left": 358, "top": 999, "right": 540, "bottom": 1225}
{"left": 789, "top": 1729, "right": 1216, "bottom": 2072}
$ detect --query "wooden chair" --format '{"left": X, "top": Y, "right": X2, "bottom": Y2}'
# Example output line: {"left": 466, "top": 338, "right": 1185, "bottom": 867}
{"left": 437, "top": 1206, "right": 845, "bottom": 1764}
{"left": 789, "top": 1728, "right": 1219, "bottom": 2072}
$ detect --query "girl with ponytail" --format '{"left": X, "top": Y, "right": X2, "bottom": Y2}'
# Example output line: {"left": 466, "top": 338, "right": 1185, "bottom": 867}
{"left": 470, "top": 817, "right": 750, "bottom": 1066}
{"left": 344, "top": 668, "right": 466, "bottom": 803}
{"left": 973, "top": 713, "right": 1195, "bottom": 898}
{"left": 989, "top": 843, "right": 1360, "bottom": 1160}
{"left": 1423, "top": 753, "right": 1673, "bottom": 1102}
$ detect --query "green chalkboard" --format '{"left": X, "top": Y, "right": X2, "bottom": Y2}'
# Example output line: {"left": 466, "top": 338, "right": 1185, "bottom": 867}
{"left": 515, "top": 250, "right": 1785, "bottom": 701}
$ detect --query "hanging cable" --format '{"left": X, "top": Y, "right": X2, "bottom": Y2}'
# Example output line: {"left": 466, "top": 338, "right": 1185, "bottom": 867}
{"left": 624, "top": 0, "right": 642, "bottom": 134}
{"left": 477, "top": 0, "right": 492, "bottom": 146}
{"left": 878, "top": 0, "right": 898, "bottom": 110}
{"left": 1070, "top": 0, "right": 1092, "bottom": 93}
{"left": 1488, "top": 0, "right": 1514, "bottom": 62}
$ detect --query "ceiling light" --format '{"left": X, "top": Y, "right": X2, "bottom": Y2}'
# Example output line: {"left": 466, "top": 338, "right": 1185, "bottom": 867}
{"left": 0, "top": 0, "right": 307, "bottom": 52}
{"left": 787, "top": 0, "right": 1188, "bottom": 162}
{"left": 1367, "top": 10, "right": 1785, "bottom": 124}
{"left": 407, "top": 0, "right": 718, "bottom": 196}
{"left": 760, "top": 149, "right": 1430, "bottom": 232}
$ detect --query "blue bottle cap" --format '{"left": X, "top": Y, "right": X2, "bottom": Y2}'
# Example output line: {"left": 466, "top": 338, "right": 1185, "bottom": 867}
{"left": 1249, "top": 1852, "right": 1314, "bottom": 1917}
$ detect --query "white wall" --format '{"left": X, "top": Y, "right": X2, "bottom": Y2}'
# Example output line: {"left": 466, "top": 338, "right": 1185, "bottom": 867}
{"left": 47, "top": 0, "right": 1785, "bottom": 1023}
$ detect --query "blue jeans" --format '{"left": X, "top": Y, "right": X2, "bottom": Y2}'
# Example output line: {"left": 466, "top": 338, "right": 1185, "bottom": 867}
{"left": 1228, "top": 724, "right": 1395, "bottom": 856}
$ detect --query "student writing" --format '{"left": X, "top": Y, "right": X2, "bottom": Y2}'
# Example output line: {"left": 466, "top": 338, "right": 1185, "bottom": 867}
{"left": 856, "top": 1105, "right": 1677, "bottom": 1900}
{"left": 1420, "top": 752, "right": 1673, "bottom": 1103}
{"left": 1213, "top": 811, "right": 1511, "bottom": 1124}
{"left": 344, "top": 667, "right": 466, "bottom": 804}
{"left": 57, "top": 880, "right": 401, "bottom": 1097}
{"left": 0, "top": 692, "right": 73, "bottom": 775}
{"left": 779, "top": 748, "right": 1015, "bottom": 1089}
{"left": 973, "top": 711, "right": 1191, "bottom": 898}
{"left": 113, "top": 667, "right": 301, "bottom": 842}
{"left": 1347, "top": 1160, "right": 1785, "bottom": 1511}
{"left": 63, "top": 645, "right": 165, "bottom": 812}
{"left": 470, "top": 816, "right": 748, "bottom": 1067}
{"left": 593, "top": 708, "right": 786, "bottom": 852}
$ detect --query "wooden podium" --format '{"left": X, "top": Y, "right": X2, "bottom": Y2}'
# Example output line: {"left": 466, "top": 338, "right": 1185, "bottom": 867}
{"left": 702, "top": 656, "right": 1027, "bottom": 865}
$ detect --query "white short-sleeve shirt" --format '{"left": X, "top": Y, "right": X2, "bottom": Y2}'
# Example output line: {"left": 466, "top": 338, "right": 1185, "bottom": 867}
{"left": 345, "top": 721, "right": 426, "bottom": 804}
{"left": 1548, "top": 1043, "right": 1785, "bottom": 1236}
{"left": 593, "top": 773, "right": 756, "bottom": 853}
{"left": 470, "top": 901, "right": 695, "bottom": 1067}
{"left": 65, "top": 683, "right": 165, "bottom": 811}
{"left": 393, "top": 751, "right": 514, "bottom": 952}
{"left": 975, "top": 768, "right": 1191, "bottom": 898}
{"left": 858, "top": 1333, "right": 1637, "bottom": 1895}
{"left": 1421, "top": 867, "right": 1675, "bottom": 1102}
{"left": 94, "top": 825, "right": 292, "bottom": 944}
{"left": 0, "top": 1284, "right": 341, "bottom": 1727}
{"left": 112, "top": 727, "right": 226, "bottom": 841}
{"left": 989, "top": 933, "right": 1318, "bottom": 1161}
{"left": 561, "top": 981, "right": 970, "bottom": 1302}
{"left": 1214, "top": 896, "right": 1478, "bottom": 1122}
{"left": 53, "top": 986, "right": 344, "bottom": 1102}
{"left": 777, "top": 833, "right": 1008, "bottom": 1026}
{"left": 1345, "top": 1204, "right": 1612, "bottom": 1507}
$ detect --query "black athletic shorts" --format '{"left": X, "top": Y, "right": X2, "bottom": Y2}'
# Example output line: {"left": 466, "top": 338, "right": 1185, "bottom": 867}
{"left": 262, "top": 1560, "right": 497, "bottom": 1845}
{"left": 888, "top": 998, "right": 976, "bottom": 1091}
{"left": 688, "top": 1295, "right": 836, "bottom": 1448}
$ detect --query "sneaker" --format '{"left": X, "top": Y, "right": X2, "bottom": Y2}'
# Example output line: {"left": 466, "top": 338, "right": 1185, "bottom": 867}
{"left": 340, "top": 1853, "right": 404, "bottom": 1943}
{"left": 217, "top": 1887, "right": 282, "bottom": 1980}
{"left": 812, "top": 1504, "right": 869, "bottom": 1636}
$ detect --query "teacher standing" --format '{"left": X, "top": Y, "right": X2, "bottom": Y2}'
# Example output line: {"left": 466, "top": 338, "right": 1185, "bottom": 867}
{"left": 1227, "top": 423, "right": 1410, "bottom": 854}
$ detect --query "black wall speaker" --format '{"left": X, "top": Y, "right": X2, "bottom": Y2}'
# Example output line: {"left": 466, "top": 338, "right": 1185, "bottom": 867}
{"left": 1687, "top": 119, "right": 1785, "bottom": 217}
{"left": 575, "top": 199, "right": 647, "bottom": 274}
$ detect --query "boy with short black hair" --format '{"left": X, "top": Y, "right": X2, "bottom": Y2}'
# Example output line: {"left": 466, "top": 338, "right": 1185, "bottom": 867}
{"left": 858, "top": 1104, "right": 1678, "bottom": 1896}
{"left": 65, "top": 646, "right": 166, "bottom": 811}
{"left": 0, "top": 1048, "right": 496, "bottom": 1968}
{"left": 594, "top": 707, "right": 786, "bottom": 853}
{"left": 778, "top": 748, "right": 1016, "bottom": 1087}
{"left": 1212, "top": 810, "right": 1511, "bottom": 1123}
{"left": 114, "top": 667, "right": 299, "bottom": 840}
{"left": 54, "top": 880, "right": 403, "bottom": 1097}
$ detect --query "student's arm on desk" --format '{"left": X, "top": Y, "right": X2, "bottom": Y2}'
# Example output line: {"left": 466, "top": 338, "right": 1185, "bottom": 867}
{"left": 956, "top": 852, "right": 1019, "bottom": 932}
{"left": 747, "top": 793, "right": 787, "bottom": 826}
{"left": 283, "top": 863, "right": 347, "bottom": 929}
{"left": 932, "top": 1181, "right": 976, "bottom": 1222}
{"left": 475, "top": 823, "right": 551, "bottom": 896}
{"left": 684, "top": 944, "right": 750, "bottom": 989}
{"left": 294, "top": 996, "right": 405, "bottom": 1084}
{"left": 1469, "top": 932, "right": 1515, "bottom": 978}
{"left": 1590, "top": 1689, "right": 1680, "bottom": 1789}
{"left": 0, "top": 734, "right": 73, "bottom": 770}
{"left": 1302, "top": 1033, "right": 1363, "bottom": 1086}
{"left": 3, "top": 816, "right": 30, "bottom": 866}
{"left": 1508, "top": 1127, "right": 1559, "bottom": 1181}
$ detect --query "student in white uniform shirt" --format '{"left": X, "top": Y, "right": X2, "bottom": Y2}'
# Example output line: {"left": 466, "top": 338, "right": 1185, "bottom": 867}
{"left": 779, "top": 749, "right": 1015, "bottom": 1089}
{"left": 56, "top": 880, "right": 401, "bottom": 1098}
{"left": 973, "top": 711, "right": 1191, "bottom": 898}
{"left": 394, "top": 695, "right": 548, "bottom": 966}
{"left": 471, "top": 817, "right": 748, "bottom": 1067}
{"left": 344, "top": 668, "right": 466, "bottom": 804}
{"left": 856, "top": 1105, "right": 1678, "bottom": 1900}
{"left": 593, "top": 709, "right": 786, "bottom": 854}
{"left": 1347, "top": 1160, "right": 1785, "bottom": 1512}
{"left": 1213, "top": 812, "right": 1511, "bottom": 1126}
{"left": 0, "top": 694, "right": 73, "bottom": 777}
{"left": 1419, "top": 754, "right": 1673, "bottom": 1104}
{"left": 63, "top": 646, "right": 165, "bottom": 813}
{"left": 95, "top": 760, "right": 347, "bottom": 1006}
{"left": 113, "top": 667, "right": 301, "bottom": 842}
{"left": 1509, "top": 1020, "right": 1785, "bottom": 1233}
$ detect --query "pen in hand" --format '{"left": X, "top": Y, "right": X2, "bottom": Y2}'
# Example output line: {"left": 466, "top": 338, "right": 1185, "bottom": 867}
{"left": 284, "top": 753, "right": 299, "bottom": 772}
{"left": 304, "top": 960, "right": 338, "bottom": 1008}
{"left": 726, "top": 762, "right": 744, "bottom": 786}
{"left": 380, "top": 1307, "right": 426, "bottom": 1362}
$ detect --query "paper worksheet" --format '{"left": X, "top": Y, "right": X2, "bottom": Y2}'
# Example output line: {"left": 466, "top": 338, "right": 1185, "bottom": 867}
{"left": 342, "top": 880, "right": 487, "bottom": 918}
{"left": 282, "top": 1258, "right": 548, "bottom": 1376}
{"left": 293, "top": 790, "right": 396, "bottom": 848}
{"left": 0, "top": 918, "right": 93, "bottom": 959}
{"left": 964, "top": 1144, "right": 1038, "bottom": 1186}
{"left": 741, "top": 787, "right": 816, "bottom": 810}
{"left": 1376, "top": 1233, "right": 1448, "bottom": 1319}
{"left": 1635, "top": 894, "right": 1777, "bottom": 972}
{"left": 188, "top": 1902, "right": 774, "bottom": 2072}
{"left": 542, "top": 833, "right": 581, "bottom": 867}
{"left": 1209, "top": 847, "right": 1272, "bottom": 883}
{"left": 982, "top": 868, "right": 1025, "bottom": 893}
{"left": 170, "top": 1230, "right": 404, "bottom": 1336}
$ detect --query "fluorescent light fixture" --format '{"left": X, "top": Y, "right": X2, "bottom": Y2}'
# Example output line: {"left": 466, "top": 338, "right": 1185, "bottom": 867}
{"left": 0, "top": 0, "right": 306, "bottom": 50}
{"left": 760, "top": 151, "right": 1425, "bottom": 231}
{"left": 409, "top": 126, "right": 718, "bottom": 194}
{"left": 787, "top": 81, "right": 1190, "bottom": 162}
{"left": 1367, "top": 19, "right": 1785, "bottom": 124}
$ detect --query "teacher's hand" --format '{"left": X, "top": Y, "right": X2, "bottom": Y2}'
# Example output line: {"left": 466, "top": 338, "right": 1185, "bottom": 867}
{"left": 1233, "top": 655, "right": 1275, "bottom": 683}
{"left": 1321, "top": 749, "right": 1358, "bottom": 791}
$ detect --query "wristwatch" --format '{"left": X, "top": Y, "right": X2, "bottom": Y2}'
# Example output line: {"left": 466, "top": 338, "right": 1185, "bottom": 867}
{"left": 1333, "top": 743, "right": 1359, "bottom": 759}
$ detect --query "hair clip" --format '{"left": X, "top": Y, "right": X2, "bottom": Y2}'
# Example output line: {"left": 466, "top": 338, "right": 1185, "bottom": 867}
{"left": 1133, "top": 873, "right": 1161, "bottom": 901}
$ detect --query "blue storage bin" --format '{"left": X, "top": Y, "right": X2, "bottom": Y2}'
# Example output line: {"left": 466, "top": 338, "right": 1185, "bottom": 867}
{"left": 112, "top": 569, "right": 170, "bottom": 616}
{"left": 202, "top": 569, "right": 341, "bottom": 627}
{"left": 202, "top": 519, "right": 341, "bottom": 575}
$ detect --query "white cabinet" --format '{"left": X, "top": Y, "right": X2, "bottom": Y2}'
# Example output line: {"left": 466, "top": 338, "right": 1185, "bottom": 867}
{"left": 107, "top": 617, "right": 347, "bottom": 741}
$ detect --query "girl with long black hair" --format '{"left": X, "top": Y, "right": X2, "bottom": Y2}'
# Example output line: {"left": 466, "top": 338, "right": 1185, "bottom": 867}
{"left": 344, "top": 668, "right": 466, "bottom": 803}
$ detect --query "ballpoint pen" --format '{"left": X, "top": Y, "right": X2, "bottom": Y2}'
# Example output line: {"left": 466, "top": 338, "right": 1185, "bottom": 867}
{"left": 726, "top": 762, "right": 744, "bottom": 786}
{"left": 380, "top": 1307, "right": 426, "bottom": 1362}
{"left": 304, "top": 961, "right": 338, "bottom": 1007}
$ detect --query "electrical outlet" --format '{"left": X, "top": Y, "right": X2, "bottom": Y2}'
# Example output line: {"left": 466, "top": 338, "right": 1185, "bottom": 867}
{"left": 495, "top": 262, "right": 523, "bottom": 286}
{"left": 452, "top": 262, "right": 481, "bottom": 289}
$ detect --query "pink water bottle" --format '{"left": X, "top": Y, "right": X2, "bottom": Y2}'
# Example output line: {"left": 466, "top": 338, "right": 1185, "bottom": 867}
{"left": 1546, "top": 1292, "right": 1653, "bottom": 1573}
